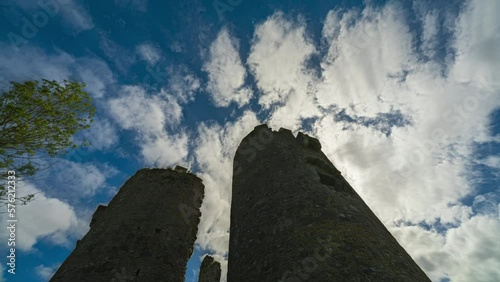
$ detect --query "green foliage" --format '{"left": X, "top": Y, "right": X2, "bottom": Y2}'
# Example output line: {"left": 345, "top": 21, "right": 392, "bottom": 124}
{"left": 0, "top": 79, "right": 95, "bottom": 206}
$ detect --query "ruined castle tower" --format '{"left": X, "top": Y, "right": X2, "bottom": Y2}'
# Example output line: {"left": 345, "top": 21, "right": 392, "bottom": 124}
{"left": 227, "top": 125, "right": 430, "bottom": 281}
{"left": 198, "top": 255, "right": 222, "bottom": 282}
{"left": 51, "top": 168, "right": 204, "bottom": 282}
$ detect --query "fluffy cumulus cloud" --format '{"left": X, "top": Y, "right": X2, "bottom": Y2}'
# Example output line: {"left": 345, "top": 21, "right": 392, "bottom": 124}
{"left": 316, "top": 5, "right": 415, "bottom": 117}
{"left": 192, "top": 1, "right": 499, "bottom": 281}
{"left": 108, "top": 85, "right": 189, "bottom": 166}
{"left": 391, "top": 215, "right": 500, "bottom": 282}
{"left": 109, "top": 86, "right": 182, "bottom": 132}
{"left": 140, "top": 133, "right": 189, "bottom": 167}
{"left": 136, "top": 43, "right": 162, "bottom": 65}
{"left": 0, "top": 182, "right": 81, "bottom": 251}
{"left": 193, "top": 111, "right": 260, "bottom": 280}
{"left": 247, "top": 12, "right": 320, "bottom": 130}
{"left": 203, "top": 28, "right": 252, "bottom": 107}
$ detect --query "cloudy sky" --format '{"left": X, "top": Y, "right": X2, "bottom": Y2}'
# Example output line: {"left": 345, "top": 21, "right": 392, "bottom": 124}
{"left": 0, "top": 0, "right": 499, "bottom": 281}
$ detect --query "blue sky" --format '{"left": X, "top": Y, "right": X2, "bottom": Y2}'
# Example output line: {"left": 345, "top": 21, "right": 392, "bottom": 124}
{"left": 0, "top": 0, "right": 499, "bottom": 281}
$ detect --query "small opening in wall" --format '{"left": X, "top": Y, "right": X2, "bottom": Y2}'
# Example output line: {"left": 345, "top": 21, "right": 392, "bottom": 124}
{"left": 155, "top": 228, "right": 161, "bottom": 234}
{"left": 317, "top": 172, "right": 337, "bottom": 187}
{"left": 317, "top": 172, "right": 355, "bottom": 194}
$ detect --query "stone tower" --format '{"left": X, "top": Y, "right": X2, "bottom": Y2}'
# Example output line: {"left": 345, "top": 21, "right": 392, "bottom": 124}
{"left": 198, "top": 255, "right": 222, "bottom": 282}
{"left": 227, "top": 124, "right": 430, "bottom": 281}
{"left": 50, "top": 168, "right": 204, "bottom": 282}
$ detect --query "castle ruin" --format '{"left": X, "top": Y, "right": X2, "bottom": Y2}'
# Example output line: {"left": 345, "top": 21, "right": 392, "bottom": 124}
{"left": 227, "top": 125, "right": 430, "bottom": 281}
{"left": 50, "top": 168, "right": 204, "bottom": 281}
{"left": 51, "top": 124, "right": 430, "bottom": 282}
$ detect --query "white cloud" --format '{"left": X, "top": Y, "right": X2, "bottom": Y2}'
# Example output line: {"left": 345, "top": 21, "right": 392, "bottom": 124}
{"left": 79, "top": 118, "right": 119, "bottom": 151}
{"left": 247, "top": 12, "right": 321, "bottom": 130}
{"left": 193, "top": 111, "right": 260, "bottom": 281}
{"left": 108, "top": 85, "right": 189, "bottom": 166}
{"left": 136, "top": 43, "right": 162, "bottom": 65}
{"left": 444, "top": 216, "right": 500, "bottom": 282}
{"left": 479, "top": 156, "right": 500, "bottom": 169}
{"left": 203, "top": 28, "right": 252, "bottom": 107}
{"left": 140, "top": 132, "right": 189, "bottom": 167}
{"left": 248, "top": 13, "right": 316, "bottom": 107}
{"left": 420, "top": 10, "right": 439, "bottom": 58}
{"left": 35, "top": 264, "right": 58, "bottom": 280}
{"left": 317, "top": 4, "right": 414, "bottom": 117}
{"left": 391, "top": 215, "right": 500, "bottom": 282}
{"left": 451, "top": 0, "right": 500, "bottom": 89}
{"left": 0, "top": 182, "right": 81, "bottom": 251}
{"left": 108, "top": 86, "right": 182, "bottom": 132}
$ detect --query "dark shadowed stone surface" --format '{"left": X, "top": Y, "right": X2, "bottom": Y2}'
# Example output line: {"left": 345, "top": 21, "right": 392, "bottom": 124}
{"left": 198, "top": 255, "right": 221, "bottom": 282}
{"left": 50, "top": 168, "right": 204, "bottom": 282}
{"left": 227, "top": 124, "right": 431, "bottom": 282}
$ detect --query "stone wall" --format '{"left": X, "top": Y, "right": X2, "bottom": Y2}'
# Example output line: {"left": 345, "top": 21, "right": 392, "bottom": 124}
{"left": 227, "top": 124, "right": 430, "bottom": 281}
{"left": 50, "top": 168, "right": 204, "bottom": 282}
{"left": 198, "top": 255, "right": 221, "bottom": 282}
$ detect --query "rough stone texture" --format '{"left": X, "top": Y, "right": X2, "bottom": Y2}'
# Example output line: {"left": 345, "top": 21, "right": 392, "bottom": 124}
{"left": 50, "top": 168, "right": 204, "bottom": 282}
{"left": 198, "top": 255, "right": 221, "bottom": 282}
{"left": 227, "top": 124, "right": 431, "bottom": 282}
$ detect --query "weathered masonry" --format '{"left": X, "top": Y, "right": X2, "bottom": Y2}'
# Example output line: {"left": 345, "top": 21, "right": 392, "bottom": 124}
{"left": 198, "top": 255, "right": 222, "bottom": 282}
{"left": 50, "top": 168, "right": 204, "bottom": 282}
{"left": 227, "top": 124, "right": 430, "bottom": 282}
